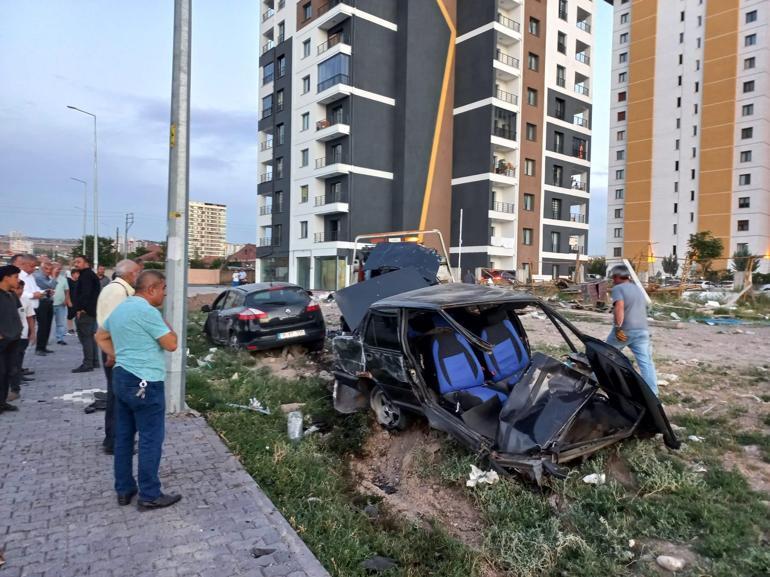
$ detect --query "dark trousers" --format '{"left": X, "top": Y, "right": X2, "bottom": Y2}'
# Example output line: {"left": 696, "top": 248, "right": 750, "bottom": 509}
{"left": 35, "top": 299, "right": 54, "bottom": 352}
{"left": 0, "top": 339, "right": 20, "bottom": 406}
{"left": 103, "top": 352, "right": 114, "bottom": 449}
{"left": 10, "top": 338, "right": 27, "bottom": 393}
{"left": 113, "top": 366, "right": 166, "bottom": 500}
{"left": 75, "top": 314, "right": 99, "bottom": 368}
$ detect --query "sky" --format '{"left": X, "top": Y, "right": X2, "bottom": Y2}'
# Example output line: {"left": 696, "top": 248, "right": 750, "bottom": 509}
{"left": 0, "top": 0, "right": 611, "bottom": 254}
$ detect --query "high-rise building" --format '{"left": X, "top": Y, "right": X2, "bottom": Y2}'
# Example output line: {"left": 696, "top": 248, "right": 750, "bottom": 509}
{"left": 188, "top": 201, "right": 227, "bottom": 258}
{"left": 257, "top": 0, "right": 596, "bottom": 289}
{"left": 606, "top": 0, "right": 769, "bottom": 274}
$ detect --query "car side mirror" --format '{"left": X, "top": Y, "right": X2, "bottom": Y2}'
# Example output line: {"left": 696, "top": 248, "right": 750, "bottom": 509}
{"left": 201, "top": 304, "right": 211, "bottom": 313}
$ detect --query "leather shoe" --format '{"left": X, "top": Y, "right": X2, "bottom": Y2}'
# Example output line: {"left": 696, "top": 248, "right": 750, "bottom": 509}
{"left": 71, "top": 366, "right": 93, "bottom": 373}
{"left": 117, "top": 489, "right": 138, "bottom": 506}
{"left": 44, "top": 348, "right": 55, "bottom": 353}
{"left": 1, "top": 403, "right": 19, "bottom": 412}
{"left": 57, "top": 341, "right": 67, "bottom": 346}
{"left": 22, "top": 368, "right": 34, "bottom": 375}
{"left": 137, "top": 493, "right": 182, "bottom": 511}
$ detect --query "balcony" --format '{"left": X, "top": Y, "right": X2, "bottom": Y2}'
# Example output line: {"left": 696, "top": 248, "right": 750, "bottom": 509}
{"left": 495, "top": 50, "right": 519, "bottom": 69}
{"left": 261, "top": 40, "right": 275, "bottom": 54}
{"left": 496, "top": 89, "right": 518, "bottom": 108}
{"left": 262, "top": 74, "right": 274, "bottom": 86}
{"left": 575, "top": 52, "right": 590, "bottom": 65}
{"left": 314, "top": 194, "right": 349, "bottom": 214}
{"left": 261, "top": 8, "right": 275, "bottom": 21}
{"left": 492, "top": 126, "right": 517, "bottom": 149}
{"left": 258, "top": 237, "right": 279, "bottom": 247}
{"left": 259, "top": 204, "right": 282, "bottom": 216}
{"left": 315, "top": 155, "right": 350, "bottom": 178}
{"left": 259, "top": 140, "right": 273, "bottom": 152}
{"left": 489, "top": 236, "right": 515, "bottom": 249}
{"left": 490, "top": 200, "right": 515, "bottom": 213}
{"left": 577, "top": 20, "right": 591, "bottom": 33}
{"left": 315, "top": 117, "right": 351, "bottom": 141}
{"left": 316, "top": 0, "right": 355, "bottom": 30}
{"left": 574, "top": 84, "right": 590, "bottom": 97}
{"left": 259, "top": 173, "right": 273, "bottom": 183}
{"left": 261, "top": 107, "right": 272, "bottom": 119}
{"left": 317, "top": 73, "right": 352, "bottom": 104}
{"left": 496, "top": 13, "right": 520, "bottom": 33}
{"left": 572, "top": 115, "right": 590, "bottom": 129}
{"left": 314, "top": 231, "right": 341, "bottom": 243}
{"left": 317, "top": 33, "right": 349, "bottom": 56}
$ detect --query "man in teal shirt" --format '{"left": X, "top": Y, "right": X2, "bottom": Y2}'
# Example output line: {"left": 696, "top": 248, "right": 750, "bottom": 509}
{"left": 52, "top": 263, "right": 70, "bottom": 345}
{"left": 95, "top": 270, "right": 181, "bottom": 510}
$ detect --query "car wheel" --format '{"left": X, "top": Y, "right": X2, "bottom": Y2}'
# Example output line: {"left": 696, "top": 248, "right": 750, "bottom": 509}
{"left": 228, "top": 332, "right": 240, "bottom": 350}
{"left": 370, "top": 387, "right": 407, "bottom": 430}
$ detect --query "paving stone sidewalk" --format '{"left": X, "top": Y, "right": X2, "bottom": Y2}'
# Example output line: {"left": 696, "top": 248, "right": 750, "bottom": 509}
{"left": 0, "top": 337, "right": 330, "bottom": 577}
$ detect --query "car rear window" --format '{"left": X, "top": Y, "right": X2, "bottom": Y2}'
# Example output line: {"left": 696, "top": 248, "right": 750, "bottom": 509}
{"left": 245, "top": 288, "right": 308, "bottom": 307}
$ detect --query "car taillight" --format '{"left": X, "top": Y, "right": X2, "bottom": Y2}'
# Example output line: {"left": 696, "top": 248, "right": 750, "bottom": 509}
{"left": 238, "top": 308, "right": 267, "bottom": 321}
{"left": 306, "top": 303, "right": 320, "bottom": 313}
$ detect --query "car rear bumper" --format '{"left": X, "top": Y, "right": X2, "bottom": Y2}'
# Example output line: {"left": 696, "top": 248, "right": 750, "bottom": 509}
{"left": 242, "top": 325, "right": 326, "bottom": 351}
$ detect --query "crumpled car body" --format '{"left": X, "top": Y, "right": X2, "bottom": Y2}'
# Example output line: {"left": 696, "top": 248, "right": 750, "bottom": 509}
{"left": 332, "top": 280, "right": 679, "bottom": 482}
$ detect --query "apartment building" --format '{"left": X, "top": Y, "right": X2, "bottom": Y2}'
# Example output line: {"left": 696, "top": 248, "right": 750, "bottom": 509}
{"left": 257, "top": 0, "right": 596, "bottom": 289}
{"left": 607, "top": 0, "right": 769, "bottom": 274}
{"left": 188, "top": 201, "right": 227, "bottom": 258}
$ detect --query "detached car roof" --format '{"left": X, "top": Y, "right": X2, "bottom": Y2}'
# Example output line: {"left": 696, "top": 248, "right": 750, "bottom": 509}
{"left": 371, "top": 283, "right": 538, "bottom": 311}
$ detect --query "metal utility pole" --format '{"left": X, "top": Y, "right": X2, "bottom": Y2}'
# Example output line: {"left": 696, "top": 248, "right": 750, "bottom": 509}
{"left": 164, "top": 0, "right": 191, "bottom": 413}
{"left": 67, "top": 106, "right": 99, "bottom": 268}
{"left": 124, "top": 212, "right": 135, "bottom": 259}
{"left": 70, "top": 177, "right": 88, "bottom": 253}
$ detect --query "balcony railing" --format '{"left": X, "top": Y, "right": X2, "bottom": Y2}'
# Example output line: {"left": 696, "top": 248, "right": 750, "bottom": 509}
{"left": 316, "top": 115, "right": 347, "bottom": 130}
{"left": 572, "top": 180, "right": 587, "bottom": 191}
{"left": 493, "top": 126, "right": 516, "bottom": 140}
{"left": 495, "top": 88, "right": 518, "bottom": 106}
{"left": 260, "top": 140, "right": 273, "bottom": 151}
{"left": 493, "top": 163, "right": 516, "bottom": 178}
{"left": 575, "top": 52, "right": 590, "bottom": 65}
{"left": 495, "top": 50, "right": 519, "bottom": 69}
{"left": 550, "top": 211, "right": 563, "bottom": 221}
{"left": 261, "top": 106, "right": 272, "bottom": 119}
{"left": 315, "top": 154, "right": 345, "bottom": 168}
{"left": 276, "top": 33, "right": 285, "bottom": 45}
{"left": 314, "top": 193, "right": 346, "bottom": 206}
{"left": 314, "top": 231, "right": 340, "bottom": 243}
{"left": 259, "top": 173, "right": 273, "bottom": 183}
{"left": 318, "top": 73, "right": 350, "bottom": 93}
{"left": 318, "top": 34, "right": 347, "bottom": 55}
{"left": 490, "top": 201, "right": 515, "bottom": 213}
{"left": 574, "top": 84, "right": 590, "bottom": 97}
{"left": 570, "top": 214, "right": 587, "bottom": 223}
{"left": 556, "top": 77, "right": 566, "bottom": 88}
{"left": 261, "top": 8, "right": 275, "bottom": 21}
{"left": 258, "top": 237, "right": 280, "bottom": 247}
{"left": 496, "top": 13, "right": 521, "bottom": 32}
{"left": 573, "top": 115, "right": 589, "bottom": 128}
{"left": 576, "top": 20, "right": 591, "bottom": 33}
{"left": 259, "top": 204, "right": 282, "bottom": 216}
{"left": 263, "top": 74, "right": 274, "bottom": 85}
{"left": 261, "top": 40, "right": 274, "bottom": 54}
{"left": 317, "top": 0, "right": 353, "bottom": 18}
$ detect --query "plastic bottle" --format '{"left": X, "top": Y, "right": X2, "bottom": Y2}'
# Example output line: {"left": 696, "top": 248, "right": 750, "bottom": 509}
{"left": 287, "top": 410, "right": 303, "bottom": 442}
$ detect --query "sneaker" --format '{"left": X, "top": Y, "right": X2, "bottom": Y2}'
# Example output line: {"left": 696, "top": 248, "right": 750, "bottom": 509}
{"left": 137, "top": 493, "right": 182, "bottom": 511}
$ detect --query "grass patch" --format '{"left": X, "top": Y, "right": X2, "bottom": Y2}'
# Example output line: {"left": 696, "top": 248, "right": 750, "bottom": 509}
{"left": 733, "top": 431, "right": 770, "bottom": 463}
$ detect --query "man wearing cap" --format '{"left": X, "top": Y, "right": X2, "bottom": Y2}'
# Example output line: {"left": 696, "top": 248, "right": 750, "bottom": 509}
{"left": 0, "top": 265, "right": 23, "bottom": 413}
{"left": 606, "top": 264, "right": 658, "bottom": 395}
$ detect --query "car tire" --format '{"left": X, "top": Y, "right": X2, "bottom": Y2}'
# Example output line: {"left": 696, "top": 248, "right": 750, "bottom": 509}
{"left": 228, "top": 332, "right": 240, "bottom": 350}
{"left": 369, "top": 386, "right": 407, "bottom": 430}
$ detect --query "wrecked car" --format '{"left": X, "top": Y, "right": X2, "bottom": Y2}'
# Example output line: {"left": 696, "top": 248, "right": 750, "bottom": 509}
{"left": 332, "top": 279, "right": 679, "bottom": 482}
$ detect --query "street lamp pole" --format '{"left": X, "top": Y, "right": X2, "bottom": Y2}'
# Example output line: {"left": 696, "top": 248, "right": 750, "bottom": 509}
{"left": 70, "top": 177, "right": 88, "bottom": 253}
{"left": 67, "top": 105, "right": 99, "bottom": 268}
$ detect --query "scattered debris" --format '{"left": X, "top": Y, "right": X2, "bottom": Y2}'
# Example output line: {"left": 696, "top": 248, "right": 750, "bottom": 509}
{"left": 287, "top": 410, "right": 304, "bottom": 442}
{"left": 55, "top": 388, "right": 106, "bottom": 404}
{"left": 360, "top": 556, "right": 398, "bottom": 572}
{"left": 581, "top": 473, "right": 606, "bottom": 485}
{"left": 230, "top": 372, "right": 239, "bottom": 381}
{"left": 656, "top": 555, "right": 686, "bottom": 572}
{"left": 737, "top": 394, "right": 764, "bottom": 403}
{"left": 466, "top": 465, "right": 500, "bottom": 488}
{"left": 687, "top": 435, "right": 704, "bottom": 443}
{"left": 250, "top": 546, "right": 276, "bottom": 558}
{"left": 226, "top": 398, "right": 270, "bottom": 415}
{"left": 670, "top": 312, "right": 681, "bottom": 321}
{"left": 280, "top": 402, "right": 306, "bottom": 414}
{"left": 691, "top": 463, "right": 708, "bottom": 474}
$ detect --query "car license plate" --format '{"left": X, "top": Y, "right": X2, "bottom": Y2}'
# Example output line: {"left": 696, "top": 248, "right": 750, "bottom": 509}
{"left": 277, "top": 329, "right": 306, "bottom": 340}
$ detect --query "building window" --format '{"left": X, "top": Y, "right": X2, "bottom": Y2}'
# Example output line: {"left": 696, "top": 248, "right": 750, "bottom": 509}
{"left": 617, "top": 130, "right": 625, "bottom": 141}
{"left": 673, "top": 203, "right": 678, "bottom": 213}
{"left": 674, "top": 161, "right": 679, "bottom": 171}
{"left": 691, "top": 168, "right": 695, "bottom": 180}
{"left": 302, "top": 2, "right": 312, "bottom": 21}
{"left": 673, "top": 224, "right": 677, "bottom": 235}
{"left": 558, "top": 0, "right": 568, "bottom": 20}
{"left": 619, "top": 32, "right": 628, "bottom": 44}
{"left": 524, "top": 159, "right": 535, "bottom": 176}
{"left": 302, "top": 75, "right": 310, "bottom": 94}
{"left": 617, "top": 110, "right": 626, "bottom": 121}
{"left": 746, "top": 10, "right": 757, "bottom": 23}
{"left": 618, "top": 72, "right": 627, "bottom": 83}
{"left": 523, "top": 228, "right": 533, "bottom": 245}
{"left": 679, "top": 32, "right": 684, "bottom": 44}
{"left": 619, "top": 52, "right": 627, "bottom": 64}
{"left": 276, "top": 123, "right": 285, "bottom": 145}
{"left": 557, "top": 32, "right": 567, "bottom": 54}
{"left": 275, "top": 157, "right": 284, "bottom": 179}
{"left": 675, "top": 139, "right": 680, "bottom": 150}
{"left": 745, "top": 34, "right": 756, "bottom": 47}
{"left": 528, "top": 17, "right": 540, "bottom": 36}
{"left": 690, "top": 213, "right": 694, "bottom": 223}
{"left": 527, "top": 52, "right": 539, "bottom": 71}
{"left": 674, "top": 181, "right": 679, "bottom": 193}
{"left": 523, "top": 194, "right": 534, "bottom": 211}
{"left": 742, "top": 127, "right": 753, "bottom": 139}
{"left": 300, "top": 148, "right": 309, "bottom": 167}
{"left": 692, "top": 147, "right": 697, "bottom": 158}
{"left": 680, "top": 11, "right": 685, "bottom": 22}
{"left": 300, "top": 221, "right": 308, "bottom": 239}
{"left": 694, "top": 81, "right": 699, "bottom": 92}
{"left": 690, "top": 190, "right": 695, "bottom": 201}
{"left": 614, "top": 228, "right": 623, "bottom": 238}
{"left": 743, "top": 81, "right": 755, "bottom": 93}
{"left": 618, "top": 91, "right": 626, "bottom": 102}
{"left": 744, "top": 57, "right": 755, "bottom": 70}
{"left": 277, "top": 56, "right": 286, "bottom": 77}
{"left": 741, "top": 104, "right": 754, "bottom": 118}
{"left": 693, "top": 125, "right": 697, "bottom": 136}
{"left": 613, "top": 247, "right": 622, "bottom": 257}
{"left": 678, "top": 54, "right": 683, "bottom": 65}
{"left": 300, "top": 185, "right": 308, "bottom": 203}
{"left": 614, "top": 208, "right": 623, "bottom": 219}
{"left": 738, "top": 197, "right": 750, "bottom": 208}
{"left": 737, "top": 220, "right": 749, "bottom": 232}
{"left": 527, "top": 88, "right": 538, "bottom": 106}
{"left": 739, "top": 174, "right": 751, "bottom": 186}
{"left": 620, "top": 12, "right": 629, "bottom": 24}
{"left": 302, "top": 39, "right": 311, "bottom": 58}
{"left": 273, "top": 224, "right": 282, "bottom": 243}
{"left": 696, "top": 37, "right": 701, "bottom": 48}
{"left": 616, "top": 150, "right": 625, "bottom": 161}
{"left": 554, "top": 131, "right": 564, "bottom": 154}
{"left": 677, "top": 75, "right": 682, "bottom": 87}
{"left": 740, "top": 150, "right": 752, "bottom": 163}
{"left": 299, "top": 112, "right": 308, "bottom": 131}
{"left": 676, "top": 118, "right": 681, "bottom": 129}
{"left": 554, "top": 97, "right": 565, "bottom": 119}
{"left": 526, "top": 123, "right": 537, "bottom": 141}
{"left": 615, "top": 169, "right": 624, "bottom": 180}
{"left": 615, "top": 189, "right": 624, "bottom": 200}
{"left": 676, "top": 96, "right": 681, "bottom": 108}
{"left": 556, "top": 65, "right": 566, "bottom": 87}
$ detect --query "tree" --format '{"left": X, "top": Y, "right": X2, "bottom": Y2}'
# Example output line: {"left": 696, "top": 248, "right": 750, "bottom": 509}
{"left": 661, "top": 254, "right": 679, "bottom": 276}
{"left": 585, "top": 257, "right": 606, "bottom": 277}
{"left": 210, "top": 258, "right": 224, "bottom": 270}
{"left": 129, "top": 246, "right": 150, "bottom": 259}
{"left": 730, "top": 245, "right": 760, "bottom": 272}
{"left": 70, "top": 235, "right": 117, "bottom": 267}
{"left": 687, "top": 231, "right": 723, "bottom": 277}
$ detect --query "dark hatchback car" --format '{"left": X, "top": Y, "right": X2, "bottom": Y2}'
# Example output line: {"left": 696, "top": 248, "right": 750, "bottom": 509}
{"left": 202, "top": 282, "right": 325, "bottom": 351}
{"left": 332, "top": 281, "right": 679, "bottom": 482}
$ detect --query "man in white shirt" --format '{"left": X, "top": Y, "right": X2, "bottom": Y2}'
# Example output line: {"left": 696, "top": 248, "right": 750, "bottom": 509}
{"left": 96, "top": 259, "right": 141, "bottom": 454}
{"left": 11, "top": 254, "right": 42, "bottom": 341}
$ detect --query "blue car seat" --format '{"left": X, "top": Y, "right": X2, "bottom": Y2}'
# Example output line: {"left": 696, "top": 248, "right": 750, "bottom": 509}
{"left": 480, "top": 309, "right": 529, "bottom": 386}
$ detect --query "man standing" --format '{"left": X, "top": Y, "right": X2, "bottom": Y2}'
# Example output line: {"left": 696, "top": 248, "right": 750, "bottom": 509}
{"left": 606, "top": 264, "right": 658, "bottom": 396}
{"left": 72, "top": 255, "right": 101, "bottom": 373}
{"left": 96, "top": 259, "right": 141, "bottom": 454}
{"left": 52, "top": 263, "right": 70, "bottom": 345}
{"left": 0, "top": 265, "right": 23, "bottom": 413}
{"left": 33, "top": 260, "right": 57, "bottom": 356}
{"left": 9, "top": 280, "right": 36, "bottom": 400}
{"left": 97, "top": 264, "right": 111, "bottom": 290}
{"left": 12, "top": 254, "right": 41, "bottom": 344}
{"left": 95, "top": 270, "right": 181, "bottom": 509}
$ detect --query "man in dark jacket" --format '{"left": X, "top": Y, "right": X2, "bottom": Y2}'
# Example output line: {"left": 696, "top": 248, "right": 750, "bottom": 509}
{"left": 72, "top": 255, "right": 101, "bottom": 372}
{"left": 0, "top": 265, "right": 23, "bottom": 412}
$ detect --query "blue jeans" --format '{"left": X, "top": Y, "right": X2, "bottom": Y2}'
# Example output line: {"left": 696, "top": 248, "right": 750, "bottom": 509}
{"left": 53, "top": 304, "right": 68, "bottom": 342}
{"left": 112, "top": 366, "right": 166, "bottom": 500}
{"left": 606, "top": 328, "right": 658, "bottom": 396}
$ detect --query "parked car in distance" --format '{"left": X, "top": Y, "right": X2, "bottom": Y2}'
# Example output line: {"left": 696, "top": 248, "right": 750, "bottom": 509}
{"left": 202, "top": 282, "right": 325, "bottom": 351}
